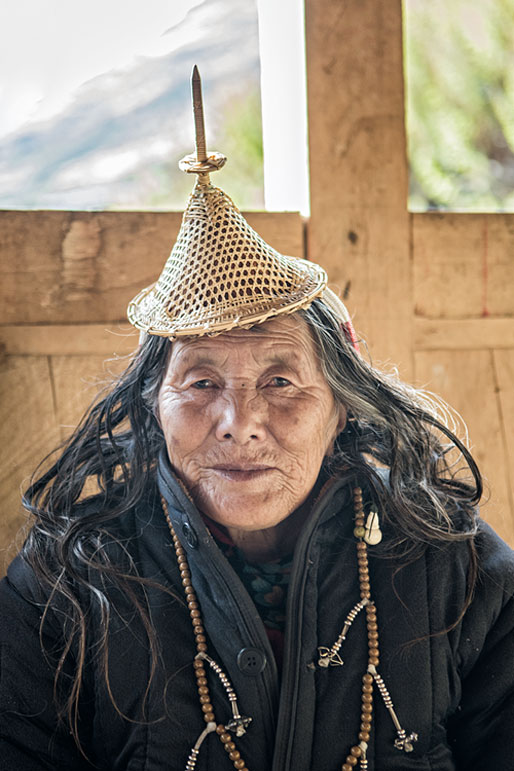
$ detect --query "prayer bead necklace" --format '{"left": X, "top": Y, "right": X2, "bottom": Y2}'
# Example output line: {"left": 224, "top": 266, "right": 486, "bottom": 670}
{"left": 321, "top": 487, "right": 417, "bottom": 768}
{"left": 161, "top": 487, "right": 417, "bottom": 771}
{"left": 163, "top": 498, "right": 250, "bottom": 770}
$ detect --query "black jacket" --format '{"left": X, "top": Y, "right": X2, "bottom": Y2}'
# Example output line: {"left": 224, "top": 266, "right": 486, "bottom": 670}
{"left": 1, "top": 458, "right": 514, "bottom": 770}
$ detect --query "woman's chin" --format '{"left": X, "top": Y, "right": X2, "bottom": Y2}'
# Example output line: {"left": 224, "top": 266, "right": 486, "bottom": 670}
{"left": 201, "top": 492, "right": 292, "bottom": 532}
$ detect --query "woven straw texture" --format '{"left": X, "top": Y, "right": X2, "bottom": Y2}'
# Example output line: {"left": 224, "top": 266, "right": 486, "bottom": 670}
{"left": 128, "top": 182, "right": 327, "bottom": 338}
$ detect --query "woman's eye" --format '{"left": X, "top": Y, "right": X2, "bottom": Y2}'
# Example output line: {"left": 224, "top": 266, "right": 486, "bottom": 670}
{"left": 269, "top": 376, "right": 291, "bottom": 388}
{"left": 192, "top": 379, "right": 216, "bottom": 389}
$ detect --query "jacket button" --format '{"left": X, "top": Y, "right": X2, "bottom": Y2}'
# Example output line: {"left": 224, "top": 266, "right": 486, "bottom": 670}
{"left": 237, "top": 647, "right": 267, "bottom": 676}
{"left": 182, "top": 521, "right": 198, "bottom": 549}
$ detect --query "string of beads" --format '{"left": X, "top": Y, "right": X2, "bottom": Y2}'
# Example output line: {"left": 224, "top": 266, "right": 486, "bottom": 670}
{"left": 162, "top": 495, "right": 250, "bottom": 771}
{"left": 335, "top": 487, "right": 417, "bottom": 769}
{"left": 338, "top": 486, "right": 377, "bottom": 770}
{"left": 162, "top": 488, "right": 416, "bottom": 771}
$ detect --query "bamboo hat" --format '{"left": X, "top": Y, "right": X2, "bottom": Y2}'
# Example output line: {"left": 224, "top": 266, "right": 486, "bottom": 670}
{"left": 128, "top": 67, "right": 357, "bottom": 348}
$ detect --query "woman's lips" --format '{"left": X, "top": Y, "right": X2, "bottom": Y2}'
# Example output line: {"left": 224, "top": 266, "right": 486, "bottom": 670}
{"left": 210, "top": 465, "right": 274, "bottom": 482}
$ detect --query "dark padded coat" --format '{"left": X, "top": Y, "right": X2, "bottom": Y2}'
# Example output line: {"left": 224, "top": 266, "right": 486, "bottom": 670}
{"left": 1, "top": 457, "right": 514, "bottom": 770}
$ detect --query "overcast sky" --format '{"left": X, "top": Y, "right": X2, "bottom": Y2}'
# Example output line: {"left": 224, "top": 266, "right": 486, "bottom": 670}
{"left": 0, "top": 0, "right": 203, "bottom": 138}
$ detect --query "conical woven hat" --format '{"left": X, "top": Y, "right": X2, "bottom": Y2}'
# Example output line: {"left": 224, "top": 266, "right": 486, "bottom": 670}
{"left": 127, "top": 67, "right": 328, "bottom": 338}
{"left": 128, "top": 67, "right": 358, "bottom": 344}
{"left": 128, "top": 179, "right": 327, "bottom": 337}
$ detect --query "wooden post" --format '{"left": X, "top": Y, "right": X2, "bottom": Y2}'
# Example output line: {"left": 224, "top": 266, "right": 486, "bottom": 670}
{"left": 305, "top": 0, "right": 412, "bottom": 377}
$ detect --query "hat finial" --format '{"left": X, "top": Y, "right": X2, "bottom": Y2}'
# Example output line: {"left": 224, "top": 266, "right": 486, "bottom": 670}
{"left": 192, "top": 65, "right": 207, "bottom": 163}
{"left": 178, "top": 66, "right": 227, "bottom": 180}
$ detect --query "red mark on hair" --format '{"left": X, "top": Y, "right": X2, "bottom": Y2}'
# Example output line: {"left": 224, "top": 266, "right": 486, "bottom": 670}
{"left": 342, "top": 321, "right": 360, "bottom": 354}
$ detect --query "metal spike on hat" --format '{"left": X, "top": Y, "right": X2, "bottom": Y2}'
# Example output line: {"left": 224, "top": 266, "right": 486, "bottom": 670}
{"left": 127, "top": 66, "right": 328, "bottom": 338}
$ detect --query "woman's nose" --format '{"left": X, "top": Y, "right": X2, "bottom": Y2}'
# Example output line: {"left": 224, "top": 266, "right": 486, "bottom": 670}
{"left": 214, "top": 388, "right": 267, "bottom": 444}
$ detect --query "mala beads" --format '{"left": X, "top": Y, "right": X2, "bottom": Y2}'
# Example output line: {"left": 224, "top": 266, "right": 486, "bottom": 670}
{"left": 318, "top": 598, "right": 370, "bottom": 667}
{"left": 162, "top": 496, "right": 250, "bottom": 771}
{"left": 163, "top": 487, "right": 417, "bottom": 771}
{"left": 319, "top": 487, "right": 418, "bottom": 770}
{"left": 338, "top": 487, "right": 377, "bottom": 770}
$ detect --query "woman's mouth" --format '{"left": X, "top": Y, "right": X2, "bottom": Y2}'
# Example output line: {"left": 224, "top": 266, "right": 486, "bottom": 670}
{"left": 210, "top": 464, "right": 274, "bottom": 482}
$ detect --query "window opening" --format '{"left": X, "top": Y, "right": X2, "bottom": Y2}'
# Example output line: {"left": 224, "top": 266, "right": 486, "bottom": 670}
{"left": 403, "top": 0, "right": 514, "bottom": 212}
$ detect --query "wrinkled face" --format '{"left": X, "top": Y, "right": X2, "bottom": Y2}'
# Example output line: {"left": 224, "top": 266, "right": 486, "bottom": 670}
{"left": 158, "top": 315, "right": 346, "bottom": 531}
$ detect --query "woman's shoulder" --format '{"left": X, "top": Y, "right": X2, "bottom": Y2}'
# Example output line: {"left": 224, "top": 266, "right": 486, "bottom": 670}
{"left": 474, "top": 518, "right": 514, "bottom": 577}
{"left": 4, "top": 478, "right": 164, "bottom": 598}
{"left": 471, "top": 519, "right": 514, "bottom": 614}
{"left": 423, "top": 517, "right": 514, "bottom": 603}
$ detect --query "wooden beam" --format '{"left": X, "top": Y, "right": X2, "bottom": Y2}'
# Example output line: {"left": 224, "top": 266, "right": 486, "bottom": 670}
{"left": 0, "top": 356, "right": 61, "bottom": 570}
{"left": 50, "top": 355, "right": 128, "bottom": 441}
{"left": 413, "top": 213, "right": 514, "bottom": 319}
{"left": 0, "top": 210, "right": 304, "bottom": 325}
{"left": 305, "top": 0, "right": 412, "bottom": 376}
{"left": 415, "top": 318, "right": 514, "bottom": 351}
{"left": 415, "top": 350, "right": 513, "bottom": 545}
{"left": 493, "top": 350, "right": 514, "bottom": 521}
{"left": 0, "top": 324, "right": 138, "bottom": 356}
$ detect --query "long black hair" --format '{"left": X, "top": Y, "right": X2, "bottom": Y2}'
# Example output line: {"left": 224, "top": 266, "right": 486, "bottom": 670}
{"left": 22, "top": 298, "right": 481, "bottom": 747}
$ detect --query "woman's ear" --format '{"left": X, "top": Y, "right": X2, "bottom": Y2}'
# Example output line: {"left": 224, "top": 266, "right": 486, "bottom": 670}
{"left": 327, "top": 406, "right": 347, "bottom": 456}
{"left": 336, "top": 405, "right": 348, "bottom": 434}
{"left": 154, "top": 384, "right": 163, "bottom": 429}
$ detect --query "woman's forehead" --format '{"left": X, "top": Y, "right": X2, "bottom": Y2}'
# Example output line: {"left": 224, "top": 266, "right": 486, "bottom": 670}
{"left": 169, "top": 314, "right": 318, "bottom": 367}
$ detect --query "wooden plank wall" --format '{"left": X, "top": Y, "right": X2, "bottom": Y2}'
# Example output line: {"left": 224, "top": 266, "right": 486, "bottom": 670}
{"left": 1, "top": 0, "right": 513, "bottom": 573}
{"left": 0, "top": 211, "right": 304, "bottom": 572}
{"left": 305, "top": 0, "right": 514, "bottom": 544}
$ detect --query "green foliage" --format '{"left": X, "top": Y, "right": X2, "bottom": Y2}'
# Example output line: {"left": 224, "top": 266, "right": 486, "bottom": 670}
{"left": 404, "top": 0, "right": 514, "bottom": 211}
{"left": 216, "top": 86, "right": 264, "bottom": 209}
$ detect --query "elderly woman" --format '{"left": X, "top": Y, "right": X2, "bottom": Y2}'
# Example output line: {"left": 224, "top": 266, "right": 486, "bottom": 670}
{"left": 1, "top": 75, "right": 514, "bottom": 771}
